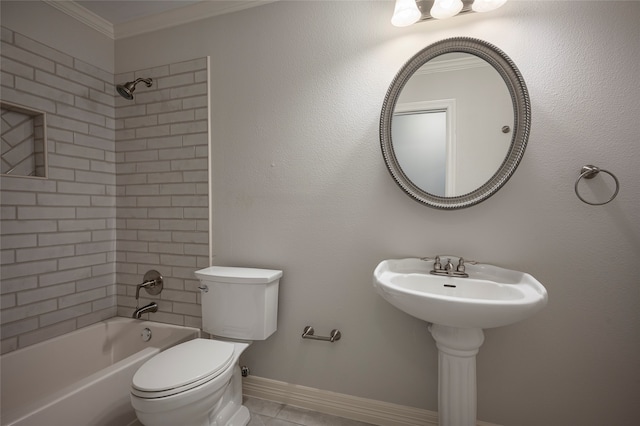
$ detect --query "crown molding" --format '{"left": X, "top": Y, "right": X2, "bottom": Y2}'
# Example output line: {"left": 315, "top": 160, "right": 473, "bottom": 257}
{"left": 115, "top": 0, "right": 277, "bottom": 39}
{"left": 43, "top": 0, "right": 114, "bottom": 39}
{"left": 43, "top": 1, "right": 277, "bottom": 40}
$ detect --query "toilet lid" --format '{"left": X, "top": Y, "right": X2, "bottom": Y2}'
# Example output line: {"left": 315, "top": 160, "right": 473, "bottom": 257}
{"left": 132, "top": 338, "right": 234, "bottom": 394}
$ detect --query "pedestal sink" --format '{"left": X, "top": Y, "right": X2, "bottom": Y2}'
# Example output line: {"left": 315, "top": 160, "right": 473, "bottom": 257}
{"left": 373, "top": 257, "right": 547, "bottom": 426}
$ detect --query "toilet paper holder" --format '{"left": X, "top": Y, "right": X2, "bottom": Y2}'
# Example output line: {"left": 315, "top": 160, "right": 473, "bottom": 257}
{"left": 301, "top": 326, "right": 341, "bottom": 343}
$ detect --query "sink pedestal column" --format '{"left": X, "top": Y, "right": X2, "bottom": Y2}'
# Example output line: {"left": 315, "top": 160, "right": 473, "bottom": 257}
{"left": 429, "top": 324, "right": 485, "bottom": 426}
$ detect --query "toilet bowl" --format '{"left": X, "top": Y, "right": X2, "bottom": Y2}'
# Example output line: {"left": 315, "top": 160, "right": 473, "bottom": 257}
{"left": 130, "top": 266, "right": 282, "bottom": 426}
{"left": 131, "top": 339, "right": 249, "bottom": 426}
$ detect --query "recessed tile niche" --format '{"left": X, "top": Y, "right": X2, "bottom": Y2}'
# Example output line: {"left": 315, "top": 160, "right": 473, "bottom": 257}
{"left": 1, "top": 101, "right": 47, "bottom": 178}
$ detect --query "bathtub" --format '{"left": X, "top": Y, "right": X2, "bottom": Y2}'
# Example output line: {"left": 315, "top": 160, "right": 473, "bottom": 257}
{"left": 1, "top": 317, "right": 200, "bottom": 426}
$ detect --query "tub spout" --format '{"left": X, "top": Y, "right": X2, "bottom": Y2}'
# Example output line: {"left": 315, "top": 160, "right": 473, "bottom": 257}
{"left": 132, "top": 302, "right": 158, "bottom": 319}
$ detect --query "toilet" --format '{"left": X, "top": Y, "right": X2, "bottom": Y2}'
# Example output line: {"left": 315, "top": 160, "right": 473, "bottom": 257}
{"left": 130, "top": 266, "right": 282, "bottom": 426}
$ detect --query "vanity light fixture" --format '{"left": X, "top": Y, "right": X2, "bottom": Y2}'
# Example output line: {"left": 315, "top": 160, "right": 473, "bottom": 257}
{"left": 391, "top": 0, "right": 507, "bottom": 26}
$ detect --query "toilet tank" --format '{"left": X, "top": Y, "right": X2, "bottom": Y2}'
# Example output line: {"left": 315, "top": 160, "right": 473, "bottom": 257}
{"left": 195, "top": 266, "right": 282, "bottom": 340}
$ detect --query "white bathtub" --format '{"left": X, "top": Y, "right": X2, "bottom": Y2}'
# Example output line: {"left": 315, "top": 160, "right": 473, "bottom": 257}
{"left": 1, "top": 317, "right": 200, "bottom": 426}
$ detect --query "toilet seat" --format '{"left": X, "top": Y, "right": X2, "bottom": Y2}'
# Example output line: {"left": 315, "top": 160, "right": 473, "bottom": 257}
{"left": 132, "top": 338, "right": 235, "bottom": 399}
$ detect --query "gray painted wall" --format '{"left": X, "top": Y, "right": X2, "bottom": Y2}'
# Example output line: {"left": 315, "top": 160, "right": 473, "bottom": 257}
{"left": 1, "top": 1, "right": 638, "bottom": 425}
{"left": 116, "top": 2, "right": 640, "bottom": 425}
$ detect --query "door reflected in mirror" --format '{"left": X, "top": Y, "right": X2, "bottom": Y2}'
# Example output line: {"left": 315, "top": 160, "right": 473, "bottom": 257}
{"left": 392, "top": 53, "right": 513, "bottom": 197}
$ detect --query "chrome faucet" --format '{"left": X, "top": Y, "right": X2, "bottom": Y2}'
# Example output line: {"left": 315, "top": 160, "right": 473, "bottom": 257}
{"left": 132, "top": 270, "right": 163, "bottom": 319}
{"left": 132, "top": 302, "right": 158, "bottom": 319}
{"left": 422, "top": 255, "right": 477, "bottom": 278}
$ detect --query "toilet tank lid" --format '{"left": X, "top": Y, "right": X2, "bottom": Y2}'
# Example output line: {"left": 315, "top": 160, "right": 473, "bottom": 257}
{"left": 195, "top": 266, "right": 282, "bottom": 284}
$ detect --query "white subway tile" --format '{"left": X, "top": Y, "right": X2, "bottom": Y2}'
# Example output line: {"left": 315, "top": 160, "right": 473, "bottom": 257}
{"left": 38, "top": 231, "right": 91, "bottom": 246}
{"left": 158, "top": 109, "right": 194, "bottom": 125}
{"left": 182, "top": 95, "right": 207, "bottom": 109}
{"left": 35, "top": 69, "right": 89, "bottom": 97}
{"left": 39, "top": 267, "right": 92, "bottom": 287}
{"left": 57, "top": 181, "right": 106, "bottom": 195}
{"left": 0, "top": 175, "right": 56, "bottom": 191}
{"left": 1, "top": 220, "right": 57, "bottom": 235}
{"left": 147, "top": 172, "right": 183, "bottom": 184}
{"left": 76, "top": 206, "right": 116, "bottom": 219}
{"left": 148, "top": 242, "right": 184, "bottom": 254}
{"left": 158, "top": 146, "right": 195, "bottom": 160}
{"left": 169, "top": 58, "right": 206, "bottom": 74}
{"left": 40, "top": 303, "right": 92, "bottom": 327}
{"left": 56, "top": 64, "right": 104, "bottom": 92}
{"left": 58, "top": 218, "right": 106, "bottom": 231}
{"left": 159, "top": 220, "right": 196, "bottom": 231}
{"left": 17, "top": 282, "right": 75, "bottom": 305}
{"left": 1, "top": 249, "right": 15, "bottom": 264}
{"left": 170, "top": 83, "right": 206, "bottom": 99}
{"left": 58, "top": 288, "right": 106, "bottom": 308}
{"left": 16, "top": 245, "right": 74, "bottom": 262}
{"left": 37, "top": 193, "right": 90, "bottom": 206}
{"left": 159, "top": 183, "right": 196, "bottom": 195}
{"left": 125, "top": 149, "right": 158, "bottom": 162}
{"left": 157, "top": 73, "right": 194, "bottom": 89}
{"left": 1, "top": 317, "right": 39, "bottom": 339}
{"left": 1, "top": 56, "right": 34, "bottom": 79}
{"left": 47, "top": 114, "right": 89, "bottom": 134}
{"left": 0, "top": 276, "right": 38, "bottom": 294}
{"left": 1, "top": 41, "right": 55, "bottom": 73}
{"left": 75, "top": 240, "right": 115, "bottom": 255}
{"left": 126, "top": 252, "right": 159, "bottom": 264}
{"left": 1, "top": 234, "right": 37, "bottom": 249}
{"left": 170, "top": 120, "right": 207, "bottom": 135}
{"left": 58, "top": 253, "right": 106, "bottom": 270}
{"left": 172, "top": 232, "right": 208, "bottom": 244}
{"left": 135, "top": 125, "right": 171, "bottom": 138}
{"left": 125, "top": 219, "right": 159, "bottom": 230}
{"left": 146, "top": 100, "right": 182, "bottom": 115}
{"left": 15, "top": 33, "right": 74, "bottom": 67}
{"left": 135, "top": 161, "right": 171, "bottom": 173}
{"left": 15, "top": 77, "right": 75, "bottom": 105}
{"left": 170, "top": 158, "right": 207, "bottom": 171}
{"left": 148, "top": 207, "right": 184, "bottom": 219}
{"left": 172, "top": 302, "right": 201, "bottom": 316}
{"left": 0, "top": 87, "right": 56, "bottom": 113}
{"left": 73, "top": 58, "right": 112, "bottom": 84}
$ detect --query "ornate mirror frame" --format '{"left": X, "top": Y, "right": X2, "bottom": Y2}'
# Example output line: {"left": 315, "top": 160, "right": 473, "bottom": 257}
{"left": 380, "top": 37, "right": 531, "bottom": 209}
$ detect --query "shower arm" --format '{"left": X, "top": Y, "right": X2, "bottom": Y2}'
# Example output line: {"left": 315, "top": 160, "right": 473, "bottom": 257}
{"left": 132, "top": 78, "right": 152, "bottom": 88}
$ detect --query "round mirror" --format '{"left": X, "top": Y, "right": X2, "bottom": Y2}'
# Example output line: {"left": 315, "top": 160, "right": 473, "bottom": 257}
{"left": 380, "top": 38, "right": 531, "bottom": 209}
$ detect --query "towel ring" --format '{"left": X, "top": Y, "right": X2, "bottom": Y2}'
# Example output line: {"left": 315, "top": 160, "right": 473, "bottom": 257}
{"left": 574, "top": 165, "right": 619, "bottom": 206}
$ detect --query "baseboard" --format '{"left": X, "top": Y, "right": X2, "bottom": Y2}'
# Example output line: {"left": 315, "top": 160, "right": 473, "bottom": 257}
{"left": 242, "top": 375, "right": 500, "bottom": 426}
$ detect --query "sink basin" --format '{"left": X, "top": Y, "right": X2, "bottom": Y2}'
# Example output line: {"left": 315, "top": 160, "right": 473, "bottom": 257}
{"left": 373, "top": 257, "right": 548, "bottom": 328}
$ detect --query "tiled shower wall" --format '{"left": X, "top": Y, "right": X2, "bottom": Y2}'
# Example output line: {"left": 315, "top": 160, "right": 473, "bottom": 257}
{"left": 0, "top": 27, "right": 117, "bottom": 353}
{"left": 114, "top": 58, "right": 209, "bottom": 329}
{"left": 0, "top": 26, "right": 210, "bottom": 354}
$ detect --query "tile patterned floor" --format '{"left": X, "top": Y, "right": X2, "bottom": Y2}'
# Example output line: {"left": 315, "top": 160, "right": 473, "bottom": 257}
{"left": 130, "top": 397, "right": 376, "bottom": 426}
{"left": 244, "top": 396, "right": 376, "bottom": 426}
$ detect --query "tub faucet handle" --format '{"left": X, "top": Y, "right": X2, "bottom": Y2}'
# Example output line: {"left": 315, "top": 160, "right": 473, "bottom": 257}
{"left": 135, "top": 270, "right": 163, "bottom": 301}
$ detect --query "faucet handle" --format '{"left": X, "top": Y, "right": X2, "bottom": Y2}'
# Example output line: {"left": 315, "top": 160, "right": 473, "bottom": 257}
{"left": 456, "top": 257, "right": 480, "bottom": 272}
{"left": 419, "top": 255, "right": 443, "bottom": 270}
{"left": 457, "top": 258, "right": 466, "bottom": 273}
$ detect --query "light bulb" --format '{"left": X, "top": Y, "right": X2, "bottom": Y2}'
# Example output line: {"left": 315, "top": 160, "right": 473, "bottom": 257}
{"left": 430, "top": 0, "right": 464, "bottom": 19}
{"left": 391, "top": 0, "right": 421, "bottom": 27}
{"left": 472, "top": 0, "right": 508, "bottom": 13}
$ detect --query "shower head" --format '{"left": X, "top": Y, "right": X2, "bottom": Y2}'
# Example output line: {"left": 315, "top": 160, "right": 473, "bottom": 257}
{"left": 116, "top": 78, "right": 153, "bottom": 100}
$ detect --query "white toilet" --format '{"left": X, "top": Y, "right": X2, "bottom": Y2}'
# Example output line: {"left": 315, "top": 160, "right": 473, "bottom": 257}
{"left": 130, "top": 266, "right": 282, "bottom": 426}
